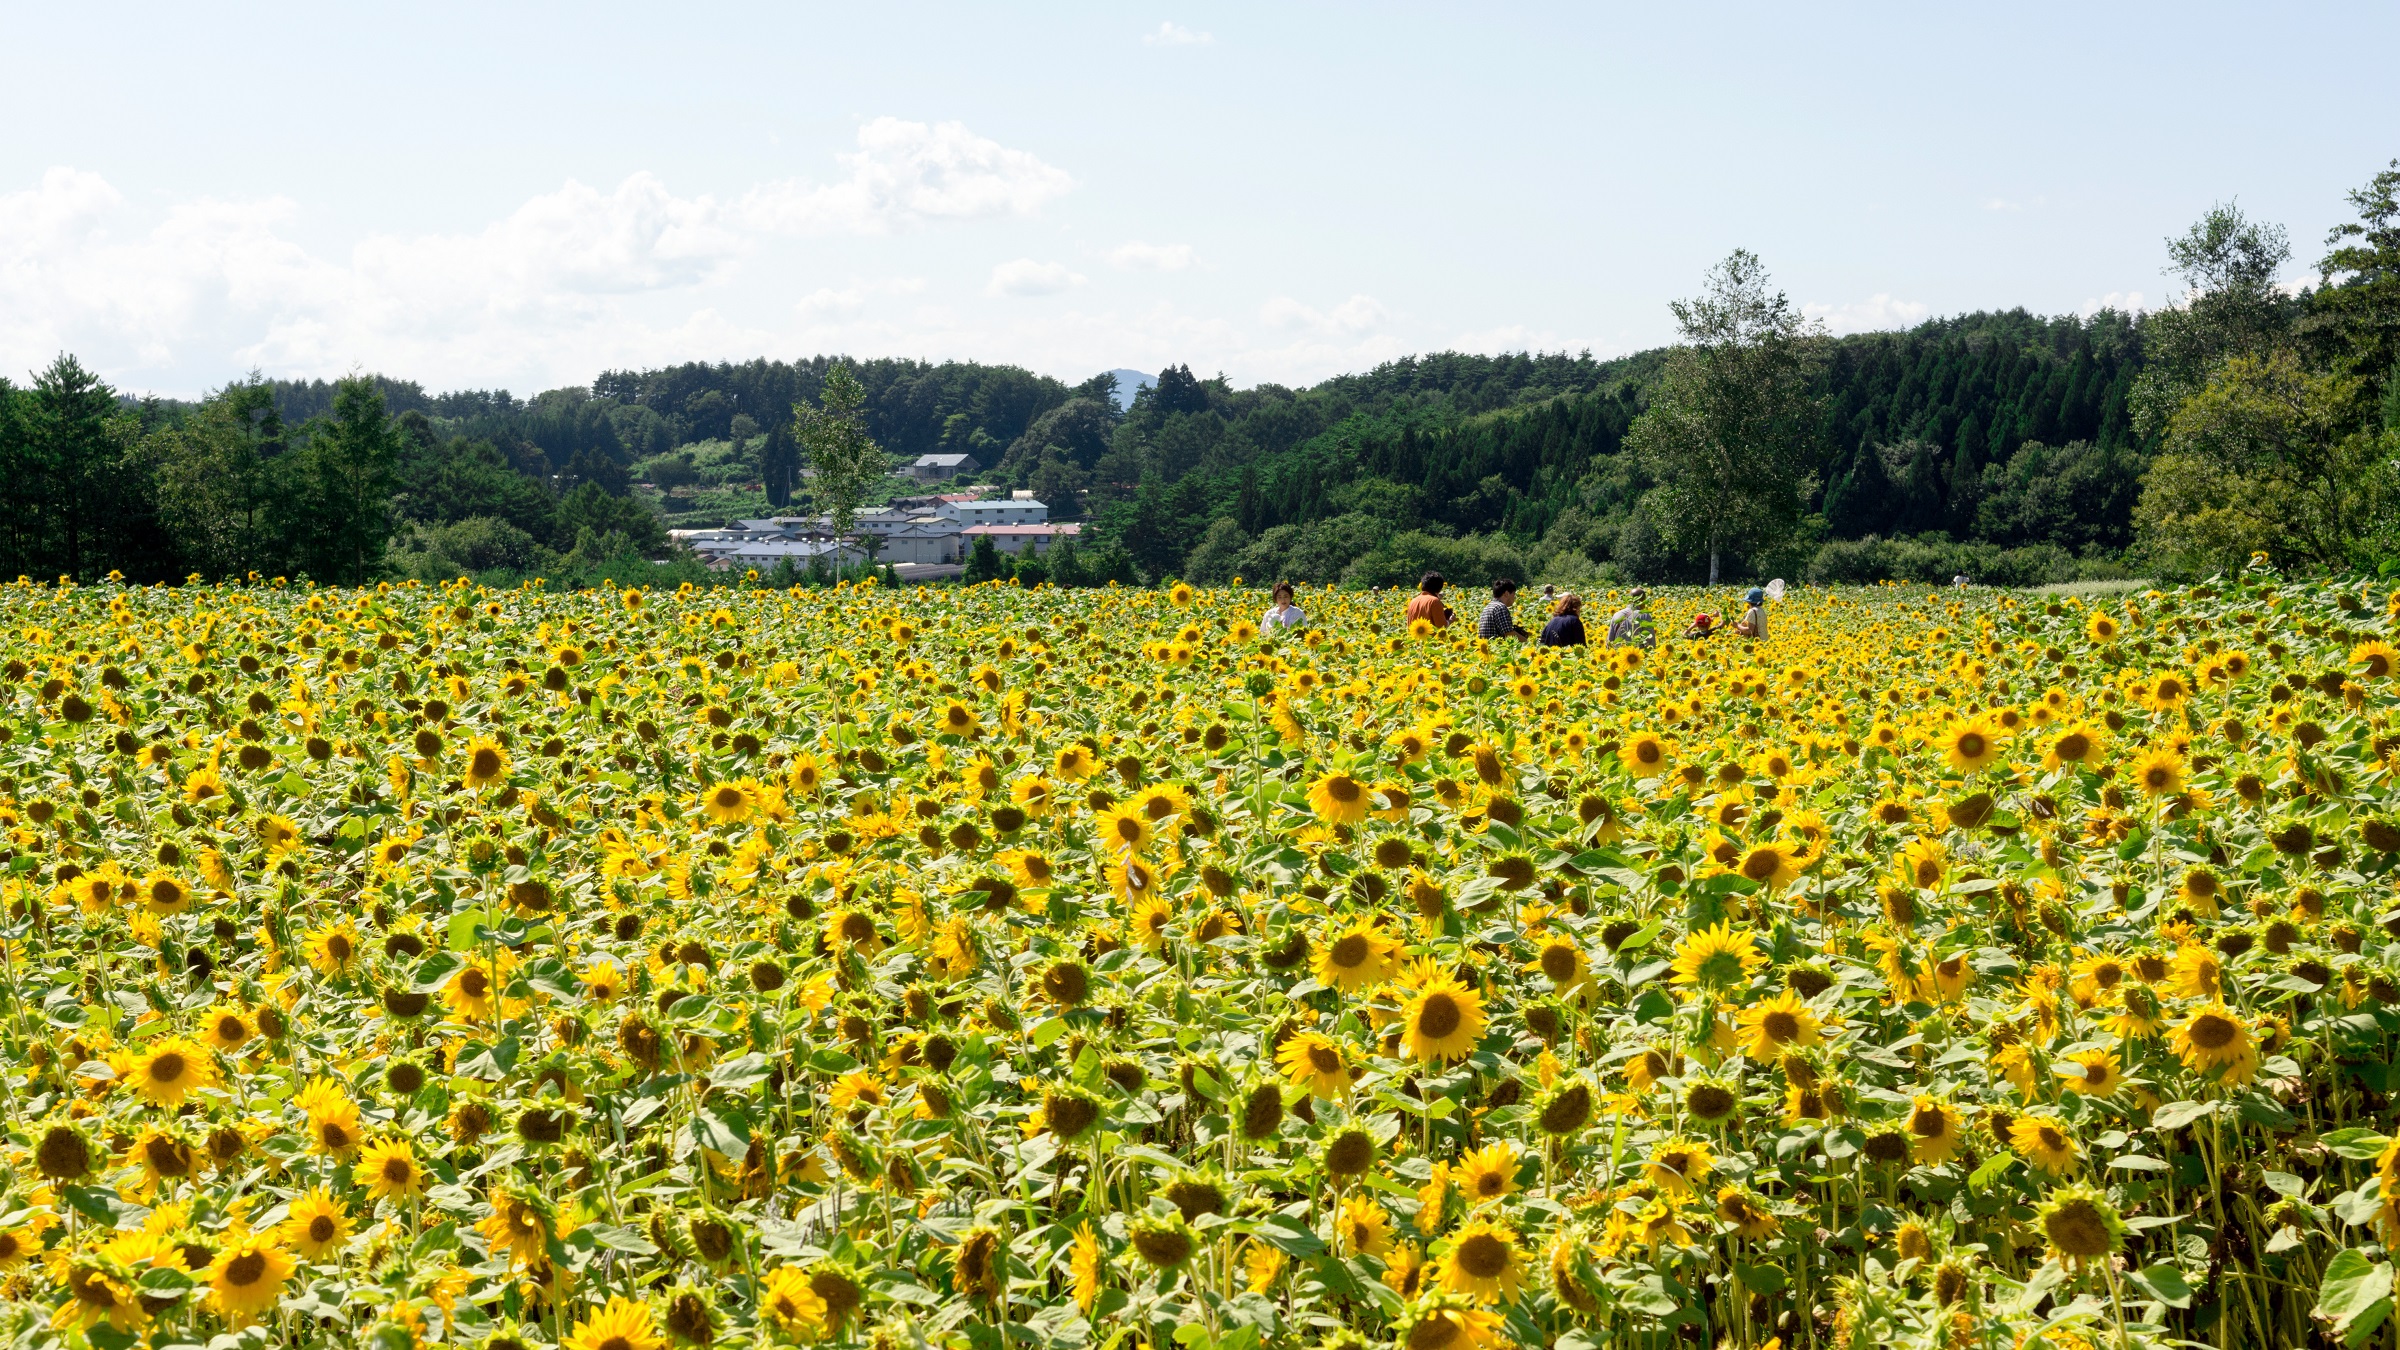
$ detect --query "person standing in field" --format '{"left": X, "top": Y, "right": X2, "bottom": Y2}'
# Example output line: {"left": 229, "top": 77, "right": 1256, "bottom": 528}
{"left": 1404, "top": 572, "right": 1454, "bottom": 629}
{"left": 1733, "top": 587, "right": 1768, "bottom": 639}
{"left": 1476, "top": 579, "right": 1529, "bottom": 640}
{"left": 1605, "top": 588, "right": 1656, "bottom": 648}
{"left": 1538, "top": 593, "right": 1586, "bottom": 647}
{"left": 1262, "top": 581, "right": 1306, "bottom": 631}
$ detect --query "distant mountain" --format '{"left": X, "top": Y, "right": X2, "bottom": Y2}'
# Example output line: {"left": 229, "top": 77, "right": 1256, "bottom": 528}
{"left": 1106, "top": 368, "right": 1156, "bottom": 411}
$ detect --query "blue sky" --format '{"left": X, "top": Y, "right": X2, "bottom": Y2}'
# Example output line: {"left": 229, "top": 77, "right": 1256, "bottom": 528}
{"left": 4, "top": 2, "right": 2395, "bottom": 398}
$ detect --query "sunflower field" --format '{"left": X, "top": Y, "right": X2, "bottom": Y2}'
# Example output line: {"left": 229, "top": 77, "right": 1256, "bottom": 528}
{"left": 1, "top": 568, "right": 2399, "bottom": 1350}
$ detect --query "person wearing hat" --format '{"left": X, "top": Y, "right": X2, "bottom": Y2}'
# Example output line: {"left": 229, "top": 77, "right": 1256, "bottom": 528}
{"left": 1733, "top": 587, "right": 1768, "bottom": 639}
{"left": 1604, "top": 589, "right": 1655, "bottom": 648}
{"left": 1680, "top": 611, "right": 1717, "bottom": 640}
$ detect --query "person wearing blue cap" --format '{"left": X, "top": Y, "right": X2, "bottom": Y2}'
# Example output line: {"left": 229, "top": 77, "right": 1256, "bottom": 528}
{"left": 1733, "top": 587, "right": 1768, "bottom": 639}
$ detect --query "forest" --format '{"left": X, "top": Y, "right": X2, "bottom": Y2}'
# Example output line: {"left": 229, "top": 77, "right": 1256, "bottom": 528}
{"left": 2, "top": 159, "right": 2394, "bottom": 590}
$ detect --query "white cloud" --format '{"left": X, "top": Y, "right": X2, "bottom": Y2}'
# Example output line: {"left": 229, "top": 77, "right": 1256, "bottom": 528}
{"left": 795, "top": 276, "right": 928, "bottom": 318}
{"left": 1445, "top": 324, "right": 1606, "bottom": 356}
{"left": 1983, "top": 197, "right": 2023, "bottom": 212}
{"left": 1802, "top": 293, "right": 1930, "bottom": 335}
{"left": 0, "top": 118, "right": 1072, "bottom": 391}
{"left": 737, "top": 117, "right": 1073, "bottom": 235}
{"left": 1143, "top": 21, "right": 1212, "bottom": 46}
{"left": 2079, "top": 290, "right": 2148, "bottom": 317}
{"left": 985, "top": 258, "right": 1087, "bottom": 298}
{"left": 1110, "top": 240, "right": 1196, "bottom": 271}
{"left": 1261, "top": 293, "right": 1388, "bottom": 335}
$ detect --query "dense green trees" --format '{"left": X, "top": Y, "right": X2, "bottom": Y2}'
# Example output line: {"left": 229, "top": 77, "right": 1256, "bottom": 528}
{"left": 9, "top": 159, "right": 2397, "bottom": 589}
{"left": 2134, "top": 165, "right": 2400, "bottom": 575}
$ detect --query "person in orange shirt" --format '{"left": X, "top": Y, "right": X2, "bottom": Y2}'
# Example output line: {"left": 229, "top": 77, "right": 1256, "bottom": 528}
{"left": 1403, "top": 572, "right": 1453, "bottom": 629}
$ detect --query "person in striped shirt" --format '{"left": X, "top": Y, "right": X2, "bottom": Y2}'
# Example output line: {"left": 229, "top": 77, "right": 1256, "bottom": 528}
{"left": 1475, "top": 579, "right": 1528, "bottom": 640}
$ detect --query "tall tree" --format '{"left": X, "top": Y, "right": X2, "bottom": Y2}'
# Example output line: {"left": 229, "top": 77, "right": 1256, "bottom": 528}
{"left": 298, "top": 376, "right": 402, "bottom": 584}
{"left": 2135, "top": 350, "right": 2392, "bottom": 572}
{"left": 791, "top": 362, "right": 888, "bottom": 537}
{"left": 23, "top": 355, "right": 126, "bottom": 580}
{"left": 2129, "top": 203, "right": 2294, "bottom": 442}
{"left": 2310, "top": 159, "right": 2400, "bottom": 400}
{"left": 1624, "top": 250, "right": 1826, "bottom": 583}
{"left": 153, "top": 377, "right": 287, "bottom": 578}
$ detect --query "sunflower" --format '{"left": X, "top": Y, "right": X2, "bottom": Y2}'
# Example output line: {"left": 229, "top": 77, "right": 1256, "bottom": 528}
{"left": 359, "top": 1137, "right": 424, "bottom": 1201}
{"left": 1714, "top": 1186, "right": 1781, "bottom": 1240}
{"left": 139, "top": 871, "right": 192, "bottom": 915}
{"left": 284, "top": 1188, "right": 351, "bottom": 1260}
{"left": 564, "top": 1296, "right": 665, "bottom": 1350}
{"left": 200, "top": 1003, "right": 255, "bottom": 1052}
{"left": 1905, "top": 1095, "right": 1965, "bottom": 1165}
{"left": 2166, "top": 944, "right": 2222, "bottom": 1000}
{"left": 1735, "top": 839, "right": 1803, "bottom": 889}
{"left": 257, "top": 812, "right": 303, "bottom": 857}
{"left": 479, "top": 1188, "right": 552, "bottom": 1265}
{"left": 2008, "top": 1114, "right": 2080, "bottom": 1176}
{"left": 1529, "top": 935, "right": 1589, "bottom": 991}
{"left": 1307, "top": 771, "right": 1371, "bottom": 825}
{"left": 2057, "top": 1048, "right": 2122, "bottom": 1096}
{"left": 1008, "top": 773, "right": 1056, "bottom": 816}
{"left": 1314, "top": 920, "right": 1396, "bottom": 993}
{"left": 2351, "top": 639, "right": 2400, "bottom": 679}
{"left": 1644, "top": 1138, "right": 1714, "bottom": 1197}
{"left": 1052, "top": 744, "right": 1096, "bottom": 780}
{"left": 2109, "top": 983, "right": 2166, "bottom": 1040}
{"left": 129, "top": 1037, "right": 217, "bottom": 1108}
{"left": 307, "top": 1097, "right": 365, "bottom": 1159}
{"left": 1127, "top": 895, "right": 1174, "bottom": 950}
{"left": 2168, "top": 1003, "right": 2258, "bottom": 1084}
{"left": 2038, "top": 1183, "right": 2127, "bottom": 1269}
{"left": 444, "top": 952, "right": 519, "bottom": 1022}
{"left": 757, "top": 1266, "right": 827, "bottom": 1338}
{"left": 2085, "top": 611, "right": 2120, "bottom": 643}
{"left": 208, "top": 1230, "right": 297, "bottom": 1323}
{"left": 1105, "top": 854, "right": 1161, "bottom": 904}
{"left": 1671, "top": 922, "right": 1764, "bottom": 989}
{"left": 824, "top": 909, "right": 883, "bottom": 958}
{"left": 1388, "top": 724, "right": 1435, "bottom": 764}
{"left": 1619, "top": 731, "right": 1670, "bottom": 777}
{"left": 2042, "top": 723, "right": 2103, "bottom": 770}
{"left": 462, "top": 736, "right": 509, "bottom": 789}
{"left": 1398, "top": 1296, "right": 1501, "bottom": 1349}
{"left": 1733, "top": 990, "right": 1824, "bottom": 1060}
{"left": 1092, "top": 804, "right": 1154, "bottom": 855}
{"left": 1939, "top": 718, "right": 2005, "bottom": 773}
{"left": 1336, "top": 1193, "right": 1394, "bottom": 1258}
{"left": 700, "top": 779, "right": 756, "bottom": 824}
{"left": 1276, "top": 1031, "right": 1353, "bottom": 1098}
{"left": 2127, "top": 747, "right": 2187, "bottom": 797}
{"left": 297, "top": 922, "right": 363, "bottom": 981}
{"left": 1439, "top": 1219, "right": 1525, "bottom": 1304}
{"left": 1895, "top": 836, "right": 1948, "bottom": 890}
{"left": 1400, "top": 974, "right": 1489, "bottom": 1063}
{"left": 1456, "top": 1142, "right": 1521, "bottom": 1206}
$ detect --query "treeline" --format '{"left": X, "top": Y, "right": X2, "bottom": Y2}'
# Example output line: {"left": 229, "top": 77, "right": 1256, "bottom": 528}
{"left": 6, "top": 158, "right": 2393, "bottom": 589}
{"left": 0, "top": 357, "right": 1098, "bottom": 588}
{"left": 990, "top": 315, "right": 2147, "bottom": 588}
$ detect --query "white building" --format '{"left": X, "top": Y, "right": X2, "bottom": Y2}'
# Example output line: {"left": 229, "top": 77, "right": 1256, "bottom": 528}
{"left": 937, "top": 498, "right": 1048, "bottom": 527}
{"left": 962, "top": 523, "right": 1080, "bottom": 557}
{"left": 700, "top": 538, "right": 866, "bottom": 572}
{"left": 906, "top": 453, "right": 981, "bottom": 482}
{"left": 869, "top": 520, "right": 965, "bottom": 564}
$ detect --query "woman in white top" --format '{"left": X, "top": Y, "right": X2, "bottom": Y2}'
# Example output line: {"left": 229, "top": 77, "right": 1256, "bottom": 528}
{"left": 1262, "top": 581, "right": 1306, "bottom": 631}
